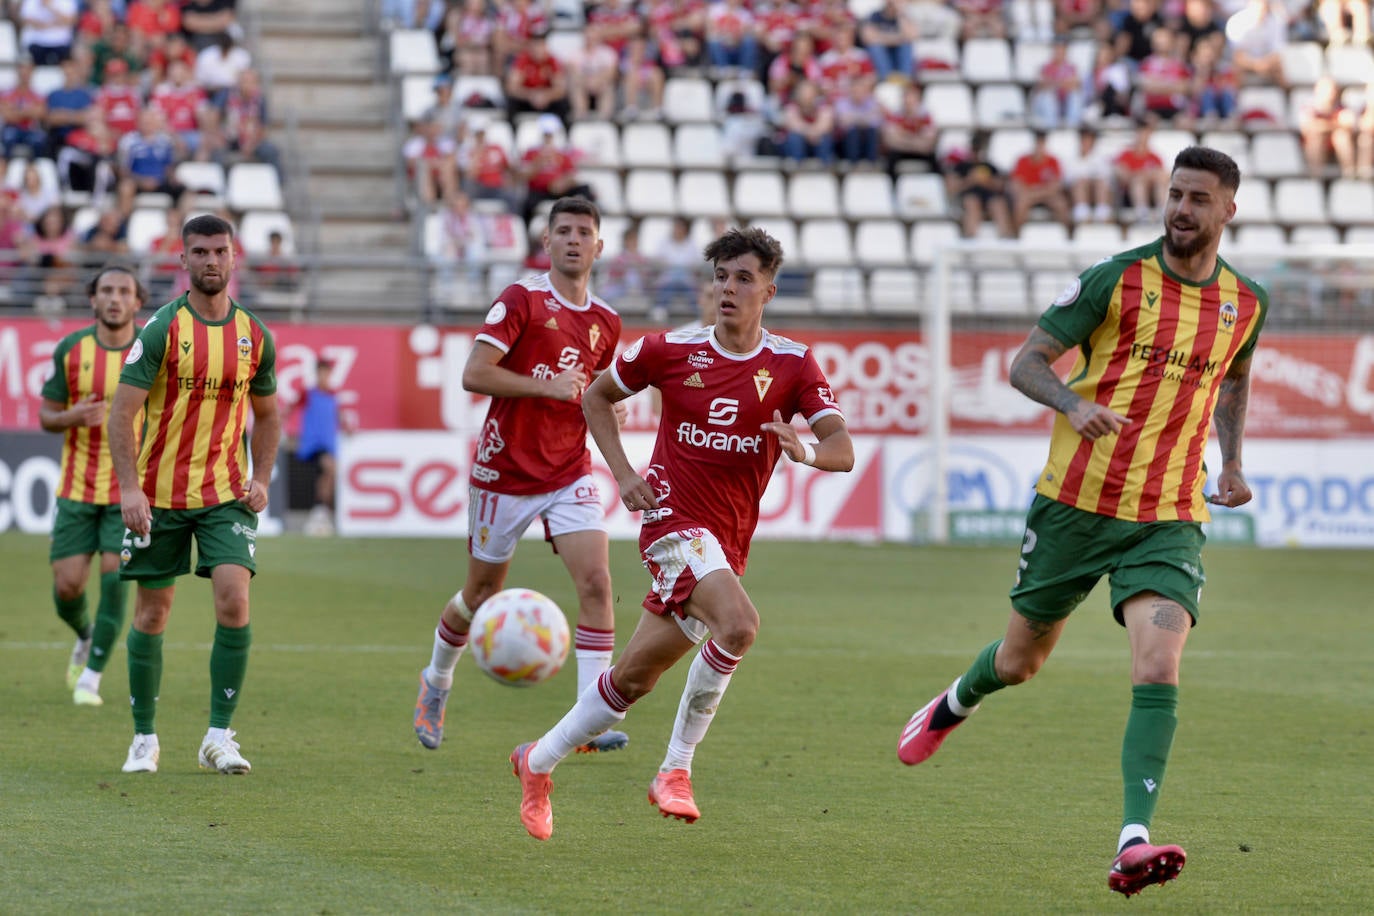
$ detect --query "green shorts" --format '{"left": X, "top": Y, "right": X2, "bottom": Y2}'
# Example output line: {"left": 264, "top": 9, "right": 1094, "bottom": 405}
{"left": 120, "top": 500, "right": 259, "bottom": 582}
{"left": 50, "top": 498, "right": 126, "bottom": 561}
{"left": 1009, "top": 494, "right": 1206, "bottom": 626}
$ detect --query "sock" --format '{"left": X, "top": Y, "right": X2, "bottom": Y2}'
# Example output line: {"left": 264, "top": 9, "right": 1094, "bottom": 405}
{"left": 87, "top": 571, "right": 128, "bottom": 674}
{"left": 126, "top": 627, "right": 163, "bottom": 735}
{"left": 1118, "top": 824, "right": 1150, "bottom": 854}
{"left": 660, "top": 639, "right": 741, "bottom": 774}
{"left": 209, "top": 623, "right": 252, "bottom": 729}
{"left": 76, "top": 668, "right": 102, "bottom": 693}
{"left": 1121, "top": 683, "right": 1179, "bottom": 833}
{"left": 574, "top": 625, "right": 615, "bottom": 697}
{"left": 528, "top": 669, "right": 630, "bottom": 773}
{"left": 929, "top": 639, "right": 1007, "bottom": 730}
{"left": 426, "top": 617, "right": 468, "bottom": 689}
{"left": 53, "top": 587, "right": 91, "bottom": 638}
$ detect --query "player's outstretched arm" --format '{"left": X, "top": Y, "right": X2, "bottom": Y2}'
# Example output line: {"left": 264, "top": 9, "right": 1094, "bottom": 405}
{"left": 583, "top": 373, "right": 657, "bottom": 511}
{"left": 108, "top": 382, "right": 151, "bottom": 537}
{"left": 1009, "top": 327, "right": 1129, "bottom": 441}
{"left": 462, "top": 340, "right": 588, "bottom": 400}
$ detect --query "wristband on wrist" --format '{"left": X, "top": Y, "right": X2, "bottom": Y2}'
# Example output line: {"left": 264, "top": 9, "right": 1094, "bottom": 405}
{"left": 791, "top": 442, "right": 816, "bottom": 467}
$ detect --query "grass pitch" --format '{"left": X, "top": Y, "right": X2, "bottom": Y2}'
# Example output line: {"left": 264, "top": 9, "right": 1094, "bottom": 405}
{"left": 1, "top": 533, "right": 1370, "bottom": 914}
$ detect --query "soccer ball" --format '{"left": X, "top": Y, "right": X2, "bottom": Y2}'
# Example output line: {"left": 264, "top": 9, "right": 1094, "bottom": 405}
{"left": 469, "top": 588, "right": 571, "bottom": 687}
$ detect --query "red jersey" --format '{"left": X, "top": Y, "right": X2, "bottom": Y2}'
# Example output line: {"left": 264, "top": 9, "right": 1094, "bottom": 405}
{"left": 611, "top": 326, "right": 843, "bottom": 573}
{"left": 1138, "top": 54, "right": 1191, "bottom": 109}
{"left": 127, "top": 1, "right": 181, "bottom": 37}
{"left": 510, "top": 52, "right": 562, "bottom": 91}
{"left": 98, "top": 85, "right": 144, "bottom": 136}
{"left": 470, "top": 142, "right": 510, "bottom": 188}
{"left": 0, "top": 86, "right": 44, "bottom": 128}
{"left": 521, "top": 145, "right": 576, "bottom": 192}
{"left": 818, "top": 47, "right": 876, "bottom": 96}
{"left": 150, "top": 83, "right": 206, "bottom": 132}
{"left": 471, "top": 273, "right": 622, "bottom": 495}
{"left": 1115, "top": 148, "right": 1163, "bottom": 173}
{"left": 1011, "top": 152, "right": 1062, "bottom": 187}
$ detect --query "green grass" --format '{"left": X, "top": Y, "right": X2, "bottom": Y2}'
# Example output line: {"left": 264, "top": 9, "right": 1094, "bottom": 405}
{"left": 1, "top": 532, "right": 1371, "bottom": 914}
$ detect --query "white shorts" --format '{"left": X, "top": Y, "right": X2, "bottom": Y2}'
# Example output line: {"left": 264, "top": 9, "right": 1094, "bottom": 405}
{"left": 468, "top": 474, "right": 606, "bottom": 563}
{"left": 641, "top": 527, "right": 733, "bottom": 644}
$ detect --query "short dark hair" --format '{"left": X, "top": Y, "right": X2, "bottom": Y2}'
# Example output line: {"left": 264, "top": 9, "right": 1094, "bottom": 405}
{"left": 548, "top": 195, "right": 601, "bottom": 230}
{"left": 703, "top": 227, "right": 784, "bottom": 278}
{"left": 1172, "top": 146, "right": 1241, "bottom": 192}
{"left": 87, "top": 263, "right": 148, "bottom": 304}
{"left": 181, "top": 213, "right": 235, "bottom": 245}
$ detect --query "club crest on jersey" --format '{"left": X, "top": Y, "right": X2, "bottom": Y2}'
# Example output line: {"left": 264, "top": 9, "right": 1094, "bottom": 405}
{"left": 690, "top": 537, "right": 704, "bottom": 558}
{"left": 683, "top": 371, "right": 704, "bottom": 388}
{"left": 237, "top": 335, "right": 252, "bottom": 359}
{"left": 753, "top": 368, "right": 773, "bottom": 401}
{"left": 1219, "top": 301, "right": 1238, "bottom": 331}
{"left": 589, "top": 323, "right": 601, "bottom": 349}
{"left": 688, "top": 350, "right": 714, "bottom": 369}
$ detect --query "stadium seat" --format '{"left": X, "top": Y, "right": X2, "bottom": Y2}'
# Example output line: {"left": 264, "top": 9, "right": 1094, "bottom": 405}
{"left": 483, "top": 212, "right": 530, "bottom": 262}
{"left": 935, "top": 128, "right": 972, "bottom": 164}
{"left": 798, "top": 219, "right": 854, "bottom": 267}
{"left": 873, "top": 79, "right": 904, "bottom": 114}
{"left": 1199, "top": 130, "right": 1251, "bottom": 173}
{"left": 635, "top": 215, "right": 674, "bottom": 255}
{"left": 486, "top": 262, "right": 521, "bottom": 300}
{"left": 988, "top": 127, "right": 1033, "bottom": 172}
{"left": 30, "top": 65, "right": 64, "bottom": 95}
{"left": 841, "top": 172, "right": 895, "bottom": 220}
{"left": 1044, "top": 127, "right": 1082, "bottom": 172}
{"left": 239, "top": 210, "right": 295, "bottom": 256}
{"left": 1236, "top": 86, "right": 1288, "bottom": 127}
{"left": 734, "top": 171, "right": 787, "bottom": 219}
{"left": 924, "top": 266, "right": 977, "bottom": 314}
{"left": 895, "top": 173, "right": 949, "bottom": 221}
{"left": 569, "top": 121, "right": 622, "bottom": 168}
{"left": 6, "top": 157, "right": 60, "bottom": 198}
{"left": 713, "top": 77, "right": 767, "bottom": 118}
{"left": 1229, "top": 178, "right": 1274, "bottom": 225}
{"left": 1124, "top": 221, "right": 1160, "bottom": 248}
{"left": 422, "top": 211, "right": 443, "bottom": 259}
{"left": 975, "top": 83, "right": 1028, "bottom": 127}
{"left": 514, "top": 116, "right": 566, "bottom": 153}
{"left": 577, "top": 167, "right": 624, "bottom": 214}
{"left": 1342, "top": 225, "right": 1374, "bottom": 244}
{"left": 812, "top": 267, "right": 867, "bottom": 314}
{"left": 914, "top": 38, "right": 961, "bottom": 78}
{"left": 545, "top": 29, "right": 584, "bottom": 64}
{"left": 127, "top": 207, "right": 169, "bottom": 253}
{"left": 853, "top": 219, "right": 910, "bottom": 267}
{"left": 1327, "top": 177, "right": 1374, "bottom": 225}
{"left": 1289, "top": 224, "right": 1340, "bottom": 247}
{"left": 1018, "top": 221, "right": 1072, "bottom": 267}
{"left": 389, "top": 29, "right": 441, "bottom": 74}
{"left": 401, "top": 74, "right": 437, "bottom": 122}
{"left": 597, "top": 215, "right": 629, "bottom": 258}
{"left": 0, "top": 20, "right": 15, "bottom": 65}
{"left": 961, "top": 38, "right": 1014, "bottom": 83}
{"left": 909, "top": 219, "right": 961, "bottom": 268}
{"left": 923, "top": 83, "right": 975, "bottom": 128}
{"left": 1274, "top": 177, "right": 1328, "bottom": 225}
{"left": 620, "top": 122, "right": 673, "bottom": 168}
{"left": 453, "top": 74, "right": 504, "bottom": 109}
{"left": 1151, "top": 128, "right": 1196, "bottom": 165}
{"left": 676, "top": 170, "right": 731, "bottom": 219}
{"left": 977, "top": 268, "right": 1030, "bottom": 314}
{"left": 1013, "top": 40, "right": 1052, "bottom": 86}
{"left": 749, "top": 217, "right": 798, "bottom": 257}
{"left": 1326, "top": 43, "right": 1374, "bottom": 86}
{"left": 787, "top": 172, "right": 841, "bottom": 220}
{"left": 1249, "top": 132, "right": 1304, "bottom": 179}
{"left": 624, "top": 169, "right": 676, "bottom": 217}
{"left": 477, "top": 118, "right": 515, "bottom": 156}
{"left": 225, "top": 163, "right": 284, "bottom": 212}
{"left": 673, "top": 123, "right": 726, "bottom": 169}
{"left": 1232, "top": 223, "right": 1287, "bottom": 253}
{"left": 1030, "top": 269, "right": 1080, "bottom": 309}
{"left": 662, "top": 77, "right": 715, "bottom": 123}
{"left": 70, "top": 205, "right": 99, "bottom": 239}
{"left": 1008, "top": 0, "right": 1054, "bottom": 41}
{"left": 175, "top": 161, "right": 227, "bottom": 199}
{"left": 1072, "top": 222, "right": 1123, "bottom": 251}
{"left": 1282, "top": 42, "right": 1325, "bottom": 86}
{"left": 868, "top": 268, "right": 920, "bottom": 314}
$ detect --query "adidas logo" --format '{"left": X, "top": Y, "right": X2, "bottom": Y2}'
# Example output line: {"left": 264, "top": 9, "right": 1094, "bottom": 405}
{"left": 545, "top": 317, "right": 559, "bottom": 329}
{"left": 683, "top": 372, "right": 704, "bottom": 388}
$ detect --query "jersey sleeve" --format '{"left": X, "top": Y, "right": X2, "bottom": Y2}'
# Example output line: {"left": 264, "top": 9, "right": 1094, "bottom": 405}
{"left": 593, "top": 311, "right": 623, "bottom": 372}
{"left": 609, "top": 333, "right": 658, "bottom": 394}
{"left": 795, "top": 350, "right": 844, "bottom": 426}
{"left": 1234, "top": 276, "right": 1268, "bottom": 361}
{"left": 1036, "top": 256, "right": 1124, "bottom": 347}
{"left": 250, "top": 319, "right": 277, "bottom": 396}
{"left": 40, "top": 337, "right": 72, "bottom": 403}
{"left": 474, "top": 287, "right": 530, "bottom": 353}
{"left": 119, "top": 312, "right": 169, "bottom": 390}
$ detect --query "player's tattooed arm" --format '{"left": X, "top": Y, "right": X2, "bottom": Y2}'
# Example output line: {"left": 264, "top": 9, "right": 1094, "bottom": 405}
{"left": 1207, "top": 353, "right": 1253, "bottom": 507}
{"left": 1010, "top": 327, "right": 1130, "bottom": 441}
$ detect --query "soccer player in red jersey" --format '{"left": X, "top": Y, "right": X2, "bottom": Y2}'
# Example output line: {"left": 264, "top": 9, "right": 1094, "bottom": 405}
{"left": 897, "top": 147, "right": 1267, "bottom": 897}
{"left": 411, "top": 196, "right": 629, "bottom": 755}
{"left": 509, "top": 226, "right": 854, "bottom": 840}
{"left": 108, "top": 214, "right": 280, "bottom": 776}
{"left": 40, "top": 265, "right": 147, "bottom": 705}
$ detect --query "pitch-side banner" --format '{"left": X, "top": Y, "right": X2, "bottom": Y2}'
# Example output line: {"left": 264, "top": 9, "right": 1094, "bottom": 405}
{"left": 6, "top": 318, "right": 1374, "bottom": 438}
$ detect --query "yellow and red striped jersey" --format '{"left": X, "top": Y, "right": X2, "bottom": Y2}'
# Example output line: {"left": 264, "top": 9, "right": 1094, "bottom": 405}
{"left": 40, "top": 326, "right": 139, "bottom": 504}
{"left": 119, "top": 294, "right": 277, "bottom": 509}
{"left": 1034, "top": 239, "right": 1268, "bottom": 522}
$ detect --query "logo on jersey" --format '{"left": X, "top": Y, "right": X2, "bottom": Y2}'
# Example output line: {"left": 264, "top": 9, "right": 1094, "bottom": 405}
{"left": 645, "top": 464, "right": 671, "bottom": 503}
{"left": 237, "top": 335, "right": 252, "bottom": 360}
{"left": 589, "top": 324, "right": 601, "bottom": 350}
{"left": 1145, "top": 290, "right": 1159, "bottom": 309}
{"left": 817, "top": 385, "right": 839, "bottom": 409}
{"left": 707, "top": 398, "right": 739, "bottom": 426}
{"left": 181, "top": 340, "right": 191, "bottom": 354}
{"left": 543, "top": 297, "right": 562, "bottom": 312}
{"left": 545, "top": 317, "right": 559, "bottom": 329}
{"left": 484, "top": 302, "right": 506, "bottom": 325}
{"left": 683, "top": 372, "right": 704, "bottom": 388}
{"left": 677, "top": 422, "right": 762, "bottom": 453}
{"left": 556, "top": 346, "right": 581, "bottom": 372}
{"left": 622, "top": 337, "right": 644, "bottom": 363}
{"left": 1052, "top": 278, "right": 1081, "bottom": 307}
{"left": 752, "top": 369, "right": 773, "bottom": 401}
{"left": 688, "top": 350, "right": 713, "bottom": 369}
{"left": 125, "top": 339, "right": 143, "bottom": 364}
{"left": 475, "top": 419, "right": 505, "bottom": 463}
{"left": 1219, "top": 301, "right": 1238, "bottom": 332}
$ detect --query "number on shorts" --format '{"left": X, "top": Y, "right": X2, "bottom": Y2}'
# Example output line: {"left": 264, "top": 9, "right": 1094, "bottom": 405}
{"left": 471, "top": 490, "right": 500, "bottom": 527}
{"left": 1017, "top": 527, "right": 1038, "bottom": 575}
{"left": 123, "top": 529, "right": 151, "bottom": 550}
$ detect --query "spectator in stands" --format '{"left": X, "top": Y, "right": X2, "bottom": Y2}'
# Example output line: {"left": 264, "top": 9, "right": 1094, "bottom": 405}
{"left": 619, "top": 34, "right": 666, "bottom": 120}
{"left": 229, "top": 114, "right": 284, "bottom": 180}
{"left": 1136, "top": 26, "right": 1195, "bottom": 127}
{"left": 780, "top": 80, "right": 837, "bottom": 165}
{"left": 1066, "top": 127, "right": 1115, "bottom": 223}
{"left": 1, "top": 59, "right": 50, "bottom": 160}
{"left": 834, "top": 78, "right": 884, "bottom": 165}
{"left": 1089, "top": 42, "right": 1134, "bottom": 119}
{"left": 1300, "top": 75, "right": 1358, "bottom": 178}
{"left": 425, "top": 75, "right": 464, "bottom": 136}
{"left": 817, "top": 23, "right": 876, "bottom": 100}
{"left": 44, "top": 57, "right": 97, "bottom": 156}
{"left": 719, "top": 82, "right": 766, "bottom": 161}
{"left": 57, "top": 108, "right": 119, "bottom": 199}
{"left": 0, "top": 191, "right": 36, "bottom": 285}
{"left": 18, "top": 0, "right": 79, "bottom": 66}
{"left": 115, "top": 107, "right": 185, "bottom": 214}
{"left": 651, "top": 216, "right": 701, "bottom": 322}
{"left": 493, "top": 0, "right": 550, "bottom": 71}
{"left": 433, "top": 189, "right": 486, "bottom": 304}
{"left": 906, "top": 0, "right": 963, "bottom": 40}
{"left": 180, "top": 0, "right": 238, "bottom": 53}
{"left": 1189, "top": 34, "right": 1238, "bottom": 127}
{"left": 1352, "top": 83, "right": 1374, "bottom": 179}
{"left": 78, "top": 0, "right": 118, "bottom": 43}
{"left": 766, "top": 32, "right": 821, "bottom": 108}
{"left": 516, "top": 114, "right": 593, "bottom": 224}
{"left": 569, "top": 26, "right": 619, "bottom": 122}
{"left": 28, "top": 204, "right": 78, "bottom": 312}
{"left": 128, "top": 0, "right": 183, "bottom": 45}
{"left": 196, "top": 32, "right": 253, "bottom": 110}
{"left": 1009, "top": 129, "right": 1072, "bottom": 233}
{"left": 1030, "top": 36, "right": 1085, "bottom": 129}
{"left": 861, "top": 0, "right": 918, "bottom": 83}
{"left": 587, "top": 0, "right": 643, "bottom": 56}
{"left": 1169, "top": 0, "right": 1225, "bottom": 58}
{"left": 812, "top": 0, "right": 861, "bottom": 52}
{"left": 1319, "top": 0, "right": 1370, "bottom": 46}
{"left": 599, "top": 221, "right": 651, "bottom": 308}
{"left": 151, "top": 58, "right": 209, "bottom": 154}
{"left": 191, "top": 104, "right": 231, "bottom": 166}
{"left": 504, "top": 28, "right": 572, "bottom": 127}
{"left": 402, "top": 112, "right": 460, "bottom": 208}
{"left": 91, "top": 22, "right": 144, "bottom": 86}
{"left": 146, "top": 205, "right": 185, "bottom": 300}
{"left": 459, "top": 118, "right": 515, "bottom": 210}
{"left": 15, "top": 161, "right": 59, "bottom": 222}
{"left": 255, "top": 229, "right": 301, "bottom": 293}
{"left": 1113, "top": 0, "right": 1164, "bottom": 69}
{"left": 705, "top": 0, "right": 759, "bottom": 76}
{"left": 146, "top": 32, "right": 198, "bottom": 85}
{"left": 381, "top": 0, "right": 445, "bottom": 31}
{"left": 97, "top": 59, "right": 143, "bottom": 139}
{"left": 949, "top": 129, "right": 1014, "bottom": 238}
{"left": 754, "top": 0, "right": 801, "bottom": 81}
{"left": 79, "top": 207, "right": 129, "bottom": 257}
{"left": 882, "top": 82, "right": 940, "bottom": 176}
{"left": 1054, "top": 0, "right": 1107, "bottom": 40}
{"left": 438, "top": 0, "right": 495, "bottom": 76}
{"left": 1113, "top": 123, "right": 1169, "bottom": 223}
{"left": 642, "top": 0, "right": 706, "bottom": 72}
{"left": 955, "top": 0, "right": 1009, "bottom": 40}
{"left": 1224, "top": 0, "right": 1289, "bottom": 88}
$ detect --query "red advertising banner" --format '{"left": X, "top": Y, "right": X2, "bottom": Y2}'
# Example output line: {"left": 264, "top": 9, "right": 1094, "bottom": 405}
{"left": 3, "top": 318, "right": 1372, "bottom": 438}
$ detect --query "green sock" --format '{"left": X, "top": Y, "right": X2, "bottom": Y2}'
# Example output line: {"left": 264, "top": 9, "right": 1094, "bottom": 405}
{"left": 87, "top": 572, "right": 128, "bottom": 674}
{"left": 209, "top": 623, "right": 252, "bottom": 729}
{"left": 53, "top": 587, "right": 91, "bottom": 638}
{"left": 1121, "top": 683, "right": 1179, "bottom": 830}
{"left": 955, "top": 639, "right": 1006, "bottom": 708}
{"left": 126, "top": 628, "right": 163, "bottom": 734}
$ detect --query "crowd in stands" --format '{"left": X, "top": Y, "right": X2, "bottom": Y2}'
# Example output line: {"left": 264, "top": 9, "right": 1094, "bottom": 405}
{"left": 387, "top": 0, "right": 1374, "bottom": 316}
{"left": 0, "top": 0, "right": 295, "bottom": 313}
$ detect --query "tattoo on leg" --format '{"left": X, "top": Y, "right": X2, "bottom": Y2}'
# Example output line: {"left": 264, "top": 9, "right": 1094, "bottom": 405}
{"left": 1022, "top": 617, "right": 1056, "bottom": 641}
{"left": 1150, "top": 600, "right": 1188, "bottom": 635}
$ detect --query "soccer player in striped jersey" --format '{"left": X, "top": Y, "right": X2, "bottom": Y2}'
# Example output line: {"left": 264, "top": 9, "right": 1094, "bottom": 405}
{"left": 509, "top": 227, "right": 854, "bottom": 840}
{"left": 897, "top": 146, "right": 1266, "bottom": 897}
{"left": 40, "top": 264, "right": 148, "bottom": 706}
{"left": 107, "top": 214, "right": 280, "bottom": 776}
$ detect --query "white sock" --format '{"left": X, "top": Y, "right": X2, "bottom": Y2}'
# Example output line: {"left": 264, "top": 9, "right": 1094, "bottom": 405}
{"left": 660, "top": 639, "right": 741, "bottom": 774}
{"left": 946, "top": 677, "right": 979, "bottom": 717}
{"left": 1118, "top": 824, "right": 1150, "bottom": 853}
{"left": 76, "top": 668, "right": 102, "bottom": 692}
{"left": 205, "top": 727, "right": 230, "bottom": 744}
{"left": 575, "top": 649, "right": 613, "bottom": 698}
{"left": 426, "top": 617, "right": 468, "bottom": 689}
{"left": 529, "top": 672, "right": 628, "bottom": 773}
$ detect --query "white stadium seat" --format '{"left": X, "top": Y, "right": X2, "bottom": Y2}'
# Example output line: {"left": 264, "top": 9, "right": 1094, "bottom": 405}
{"left": 909, "top": 219, "right": 961, "bottom": 268}
{"left": 895, "top": 173, "right": 949, "bottom": 221}
{"left": 1281, "top": 42, "right": 1325, "bottom": 86}
{"left": 868, "top": 268, "right": 920, "bottom": 314}
{"left": 961, "top": 38, "right": 1014, "bottom": 83}
{"left": 977, "top": 268, "right": 1030, "bottom": 314}
{"left": 975, "top": 83, "right": 1027, "bottom": 126}
{"left": 624, "top": 168, "right": 676, "bottom": 217}
{"left": 987, "top": 127, "right": 1033, "bottom": 172}
{"left": 748, "top": 217, "right": 797, "bottom": 257}
{"left": 1288, "top": 224, "right": 1340, "bottom": 246}
{"left": 734, "top": 171, "right": 787, "bottom": 219}
{"left": 238, "top": 210, "right": 295, "bottom": 256}
{"left": 1327, "top": 177, "right": 1374, "bottom": 225}
{"left": 620, "top": 122, "right": 673, "bottom": 169}
{"left": 1232, "top": 223, "right": 1287, "bottom": 254}
{"left": 853, "top": 219, "right": 910, "bottom": 267}
{"left": 225, "top": 162, "right": 284, "bottom": 211}
{"left": 577, "top": 168, "right": 623, "bottom": 215}
{"left": 1248, "top": 132, "right": 1304, "bottom": 179}
{"left": 923, "top": 83, "right": 975, "bottom": 128}
{"left": 1014, "top": 40, "right": 1052, "bottom": 85}
{"left": 662, "top": 77, "right": 716, "bottom": 123}
{"left": 390, "top": 29, "right": 441, "bottom": 75}
{"left": 1326, "top": 43, "right": 1374, "bottom": 86}
{"left": 798, "top": 219, "right": 854, "bottom": 267}
{"left": 1229, "top": 178, "right": 1274, "bottom": 225}
{"left": 812, "top": 267, "right": 867, "bottom": 314}
{"left": 127, "top": 207, "right": 169, "bottom": 253}
{"left": 673, "top": 123, "right": 726, "bottom": 169}
{"left": 1273, "top": 177, "right": 1328, "bottom": 225}
{"left": 841, "top": 171, "right": 895, "bottom": 220}
{"left": 787, "top": 171, "right": 840, "bottom": 220}
{"left": 675, "top": 170, "right": 731, "bottom": 219}
{"left": 569, "top": 121, "right": 622, "bottom": 168}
